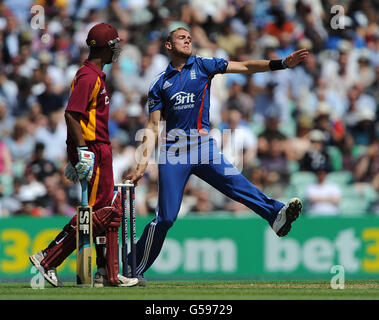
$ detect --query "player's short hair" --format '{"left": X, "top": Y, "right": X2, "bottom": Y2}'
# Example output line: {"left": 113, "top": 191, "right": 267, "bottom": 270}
{"left": 166, "top": 27, "right": 190, "bottom": 43}
{"left": 88, "top": 46, "right": 105, "bottom": 59}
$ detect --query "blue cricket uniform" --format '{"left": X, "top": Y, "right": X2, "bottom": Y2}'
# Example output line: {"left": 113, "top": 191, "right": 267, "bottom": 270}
{"left": 131, "top": 55, "right": 284, "bottom": 275}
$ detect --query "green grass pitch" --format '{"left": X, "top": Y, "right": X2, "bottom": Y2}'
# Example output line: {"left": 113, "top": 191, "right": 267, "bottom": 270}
{"left": 1, "top": 280, "right": 379, "bottom": 300}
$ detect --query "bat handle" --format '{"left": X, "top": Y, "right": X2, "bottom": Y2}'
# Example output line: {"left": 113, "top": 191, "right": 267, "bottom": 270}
{"left": 81, "top": 179, "right": 89, "bottom": 206}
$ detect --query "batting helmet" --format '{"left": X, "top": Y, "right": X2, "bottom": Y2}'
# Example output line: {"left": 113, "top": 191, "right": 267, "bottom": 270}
{"left": 86, "top": 23, "right": 120, "bottom": 48}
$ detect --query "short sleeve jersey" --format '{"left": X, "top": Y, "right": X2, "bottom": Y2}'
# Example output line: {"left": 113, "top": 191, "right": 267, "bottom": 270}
{"left": 147, "top": 55, "right": 228, "bottom": 136}
{"left": 66, "top": 60, "right": 110, "bottom": 145}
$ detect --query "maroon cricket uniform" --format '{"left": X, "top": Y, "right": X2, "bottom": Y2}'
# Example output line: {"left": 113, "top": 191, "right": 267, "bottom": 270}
{"left": 33, "top": 23, "right": 127, "bottom": 286}
{"left": 66, "top": 60, "right": 113, "bottom": 210}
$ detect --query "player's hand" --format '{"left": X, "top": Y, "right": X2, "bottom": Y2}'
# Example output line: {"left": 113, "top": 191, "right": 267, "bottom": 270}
{"left": 75, "top": 147, "right": 95, "bottom": 182}
{"left": 124, "top": 169, "right": 145, "bottom": 186}
{"left": 283, "top": 48, "right": 309, "bottom": 68}
{"left": 64, "top": 162, "right": 79, "bottom": 183}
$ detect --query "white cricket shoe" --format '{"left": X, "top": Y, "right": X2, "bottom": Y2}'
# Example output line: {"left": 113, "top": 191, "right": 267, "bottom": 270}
{"left": 29, "top": 251, "right": 63, "bottom": 287}
{"left": 272, "top": 198, "right": 302, "bottom": 237}
{"left": 117, "top": 274, "right": 139, "bottom": 287}
{"left": 94, "top": 268, "right": 139, "bottom": 287}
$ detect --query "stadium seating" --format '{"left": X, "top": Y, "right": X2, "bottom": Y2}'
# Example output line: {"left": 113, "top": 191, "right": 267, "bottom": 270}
{"left": 290, "top": 171, "right": 317, "bottom": 186}
{"left": 326, "top": 146, "right": 343, "bottom": 171}
{"left": 287, "top": 160, "right": 300, "bottom": 174}
{"left": 340, "top": 198, "right": 369, "bottom": 216}
{"left": 0, "top": 174, "right": 13, "bottom": 197}
{"left": 352, "top": 145, "right": 368, "bottom": 161}
{"left": 326, "top": 171, "right": 353, "bottom": 185}
{"left": 279, "top": 119, "right": 296, "bottom": 137}
{"left": 249, "top": 122, "right": 264, "bottom": 136}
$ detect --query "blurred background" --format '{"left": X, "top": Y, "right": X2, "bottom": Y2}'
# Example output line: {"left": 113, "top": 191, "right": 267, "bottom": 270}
{"left": 0, "top": 0, "right": 378, "bottom": 281}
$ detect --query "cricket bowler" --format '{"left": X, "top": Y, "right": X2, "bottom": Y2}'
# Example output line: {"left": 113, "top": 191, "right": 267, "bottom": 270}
{"left": 126, "top": 27, "right": 308, "bottom": 282}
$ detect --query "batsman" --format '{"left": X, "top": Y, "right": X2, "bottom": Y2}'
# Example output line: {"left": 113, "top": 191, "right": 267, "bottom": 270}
{"left": 29, "top": 23, "right": 138, "bottom": 287}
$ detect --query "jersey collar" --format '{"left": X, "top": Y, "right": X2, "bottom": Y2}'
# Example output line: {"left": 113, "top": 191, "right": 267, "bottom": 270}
{"left": 165, "top": 55, "right": 195, "bottom": 76}
{"left": 84, "top": 59, "right": 106, "bottom": 79}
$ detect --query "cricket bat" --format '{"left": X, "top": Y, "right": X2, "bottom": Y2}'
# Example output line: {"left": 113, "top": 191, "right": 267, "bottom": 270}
{"left": 76, "top": 179, "right": 93, "bottom": 287}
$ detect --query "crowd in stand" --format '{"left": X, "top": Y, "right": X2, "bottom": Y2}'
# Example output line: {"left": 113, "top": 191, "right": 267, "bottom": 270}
{"left": 0, "top": 0, "right": 378, "bottom": 218}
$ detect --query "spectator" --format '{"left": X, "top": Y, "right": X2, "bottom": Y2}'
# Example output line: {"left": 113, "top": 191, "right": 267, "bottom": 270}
{"left": 193, "top": 189, "right": 214, "bottom": 214}
{"left": 26, "top": 101, "right": 48, "bottom": 135}
{"left": 25, "top": 142, "right": 57, "bottom": 181}
{"left": 219, "top": 105, "right": 258, "bottom": 172}
{"left": 11, "top": 75, "right": 34, "bottom": 117}
{"left": 353, "top": 137, "right": 379, "bottom": 192}
{"left": 112, "top": 137, "right": 134, "bottom": 185}
{"left": 17, "top": 43, "right": 39, "bottom": 79}
{"left": 216, "top": 20, "right": 246, "bottom": 58}
{"left": 313, "top": 77, "right": 346, "bottom": 120}
{"left": 299, "top": 129, "right": 332, "bottom": 173}
{"left": 305, "top": 164, "right": 342, "bottom": 216}
{"left": 0, "top": 73, "right": 18, "bottom": 115}
{"left": 37, "top": 74, "right": 65, "bottom": 115}
{"left": 34, "top": 110, "right": 67, "bottom": 163}
{"left": 247, "top": 165, "right": 266, "bottom": 192}
{"left": 129, "top": 40, "right": 169, "bottom": 95}
{"left": 265, "top": 6, "right": 294, "bottom": 40}
{"left": 4, "top": 117, "right": 35, "bottom": 177}
{"left": 3, "top": 15, "right": 20, "bottom": 58}
{"left": 240, "top": 27, "right": 262, "bottom": 61}
{"left": 35, "top": 51, "right": 66, "bottom": 95}
{"left": 0, "top": 139, "right": 13, "bottom": 200}
{"left": 0, "top": 177, "right": 23, "bottom": 216}
{"left": 260, "top": 137, "right": 289, "bottom": 199}
{"left": 106, "top": 0, "right": 131, "bottom": 28}
{"left": 0, "top": 99, "right": 14, "bottom": 139}
{"left": 119, "top": 102, "right": 147, "bottom": 148}
{"left": 350, "top": 83, "right": 376, "bottom": 115}
{"left": 338, "top": 133, "right": 356, "bottom": 172}
{"left": 291, "top": 50, "right": 319, "bottom": 111}
{"left": 252, "top": 48, "right": 293, "bottom": 123}
{"left": 357, "top": 49, "right": 376, "bottom": 88}
{"left": 276, "top": 32, "right": 295, "bottom": 58}
{"left": 39, "top": 173, "right": 65, "bottom": 215}
{"left": 188, "top": 0, "right": 231, "bottom": 25}
{"left": 258, "top": 110, "right": 287, "bottom": 159}
{"left": 253, "top": 81, "right": 284, "bottom": 123}
{"left": 223, "top": 73, "right": 253, "bottom": 121}
{"left": 313, "top": 102, "right": 345, "bottom": 146}
{"left": 320, "top": 41, "right": 356, "bottom": 102}
{"left": 365, "top": 65, "right": 379, "bottom": 113}
{"left": 348, "top": 108, "right": 377, "bottom": 146}
{"left": 187, "top": 175, "right": 227, "bottom": 212}
{"left": 286, "top": 114, "right": 313, "bottom": 161}
{"left": 115, "top": 28, "right": 142, "bottom": 83}
{"left": 299, "top": 3, "right": 327, "bottom": 53}
{"left": 16, "top": 168, "right": 47, "bottom": 216}
{"left": 45, "top": 187, "right": 76, "bottom": 217}
{"left": 0, "top": 140, "right": 12, "bottom": 176}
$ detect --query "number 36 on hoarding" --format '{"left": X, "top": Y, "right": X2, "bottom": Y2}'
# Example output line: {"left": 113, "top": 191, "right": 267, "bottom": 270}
{"left": 0, "top": 229, "right": 75, "bottom": 273}
{"left": 1, "top": 227, "right": 379, "bottom": 275}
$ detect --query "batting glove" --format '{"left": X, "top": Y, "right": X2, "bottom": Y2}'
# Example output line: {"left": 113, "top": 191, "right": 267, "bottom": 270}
{"left": 75, "top": 146, "right": 95, "bottom": 182}
{"left": 64, "top": 161, "right": 79, "bottom": 183}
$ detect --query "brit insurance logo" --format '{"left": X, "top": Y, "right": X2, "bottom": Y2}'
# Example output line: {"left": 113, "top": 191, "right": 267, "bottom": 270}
{"left": 170, "top": 91, "right": 195, "bottom": 111}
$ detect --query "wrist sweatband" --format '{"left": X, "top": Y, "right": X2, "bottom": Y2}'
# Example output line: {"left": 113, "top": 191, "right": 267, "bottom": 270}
{"left": 269, "top": 59, "right": 287, "bottom": 70}
{"left": 78, "top": 146, "right": 88, "bottom": 150}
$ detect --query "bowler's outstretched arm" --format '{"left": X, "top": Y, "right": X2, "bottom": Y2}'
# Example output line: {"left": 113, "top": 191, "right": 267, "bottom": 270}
{"left": 226, "top": 48, "right": 309, "bottom": 74}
